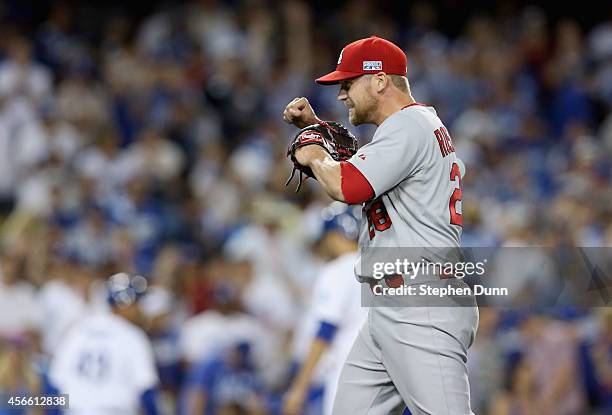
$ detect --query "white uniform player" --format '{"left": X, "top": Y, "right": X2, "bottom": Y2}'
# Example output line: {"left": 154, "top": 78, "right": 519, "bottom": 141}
{"left": 283, "top": 36, "right": 478, "bottom": 415}
{"left": 50, "top": 273, "right": 159, "bottom": 415}
{"left": 284, "top": 204, "right": 368, "bottom": 415}
{"left": 312, "top": 251, "right": 368, "bottom": 414}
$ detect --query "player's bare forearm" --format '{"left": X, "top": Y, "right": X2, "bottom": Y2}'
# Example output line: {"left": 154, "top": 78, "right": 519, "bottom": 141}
{"left": 293, "top": 337, "right": 329, "bottom": 390}
{"left": 310, "top": 155, "right": 344, "bottom": 201}
{"left": 283, "top": 338, "right": 330, "bottom": 414}
{"left": 296, "top": 146, "right": 344, "bottom": 201}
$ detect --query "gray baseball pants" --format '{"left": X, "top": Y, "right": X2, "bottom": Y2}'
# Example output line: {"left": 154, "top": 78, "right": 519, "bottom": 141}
{"left": 332, "top": 283, "right": 478, "bottom": 415}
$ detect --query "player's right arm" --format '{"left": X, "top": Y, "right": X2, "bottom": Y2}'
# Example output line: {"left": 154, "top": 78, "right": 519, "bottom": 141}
{"left": 282, "top": 323, "right": 336, "bottom": 415}
{"left": 295, "top": 145, "right": 376, "bottom": 204}
{"left": 283, "top": 98, "right": 374, "bottom": 204}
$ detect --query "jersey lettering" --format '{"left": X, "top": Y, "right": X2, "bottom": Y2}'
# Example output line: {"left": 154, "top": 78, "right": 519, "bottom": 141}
{"left": 365, "top": 199, "right": 392, "bottom": 239}
{"left": 434, "top": 127, "right": 455, "bottom": 158}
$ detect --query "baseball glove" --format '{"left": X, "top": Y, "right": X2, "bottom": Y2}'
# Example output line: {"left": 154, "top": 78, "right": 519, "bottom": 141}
{"left": 285, "top": 121, "right": 359, "bottom": 192}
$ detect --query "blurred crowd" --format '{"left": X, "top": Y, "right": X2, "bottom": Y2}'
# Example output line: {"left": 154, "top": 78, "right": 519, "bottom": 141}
{"left": 0, "top": 0, "right": 611, "bottom": 414}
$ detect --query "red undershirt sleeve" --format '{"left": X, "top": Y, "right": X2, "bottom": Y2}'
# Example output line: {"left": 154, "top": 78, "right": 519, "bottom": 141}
{"left": 340, "top": 161, "right": 374, "bottom": 204}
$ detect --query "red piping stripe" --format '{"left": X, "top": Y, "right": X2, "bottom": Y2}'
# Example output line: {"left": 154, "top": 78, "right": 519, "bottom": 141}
{"left": 401, "top": 102, "right": 427, "bottom": 110}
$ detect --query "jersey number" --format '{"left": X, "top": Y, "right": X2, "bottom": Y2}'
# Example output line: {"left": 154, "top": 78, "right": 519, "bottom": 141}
{"left": 365, "top": 164, "right": 461, "bottom": 236}
{"left": 366, "top": 199, "right": 392, "bottom": 239}
{"left": 77, "top": 349, "right": 109, "bottom": 381}
{"left": 449, "top": 162, "right": 463, "bottom": 227}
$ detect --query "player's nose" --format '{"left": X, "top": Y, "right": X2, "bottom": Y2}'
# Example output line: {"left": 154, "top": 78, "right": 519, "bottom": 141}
{"left": 337, "top": 88, "right": 347, "bottom": 101}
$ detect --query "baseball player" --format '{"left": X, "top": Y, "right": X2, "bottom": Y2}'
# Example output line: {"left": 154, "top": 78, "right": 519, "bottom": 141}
{"left": 283, "top": 203, "right": 368, "bottom": 415}
{"left": 49, "top": 273, "right": 160, "bottom": 415}
{"left": 283, "top": 36, "right": 478, "bottom": 414}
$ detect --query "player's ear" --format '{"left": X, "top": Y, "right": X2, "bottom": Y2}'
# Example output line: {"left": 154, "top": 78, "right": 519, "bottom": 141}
{"left": 373, "top": 72, "right": 388, "bottom": 94}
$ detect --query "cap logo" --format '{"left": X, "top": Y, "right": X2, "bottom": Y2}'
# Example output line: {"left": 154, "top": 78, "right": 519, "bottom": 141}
{"left": 363, "top": 61, "right": 382, "bottom": 71}
{"left": 337, "top": 48, "right": 344, "bottom": 65}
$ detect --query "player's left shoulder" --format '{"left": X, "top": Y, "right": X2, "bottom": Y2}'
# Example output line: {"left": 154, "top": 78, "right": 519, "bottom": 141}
{"left": 378, "top": 104, "right": 438, "bottom": 141}
{"left": 400, "top": 104, "right": 443, "bottom": 128}
{"left": 104, "top": 313, "right": 151, "bottom": 346}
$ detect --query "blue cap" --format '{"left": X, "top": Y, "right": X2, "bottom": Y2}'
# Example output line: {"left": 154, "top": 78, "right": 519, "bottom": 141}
{"left": 106, "top": 273, "right": 148, "bottom": 307}
{"left": 320, "top": 202, "right": 361, "bottom": 240}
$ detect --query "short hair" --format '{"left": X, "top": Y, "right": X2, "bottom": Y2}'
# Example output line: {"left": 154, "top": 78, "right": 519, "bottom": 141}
{"left": 389, "top": 75, "right": 409, "bottom": 93}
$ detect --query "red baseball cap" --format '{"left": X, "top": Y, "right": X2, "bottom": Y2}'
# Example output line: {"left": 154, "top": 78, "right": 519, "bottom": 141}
{"left": 315, "top": 36, "right": 407, "bottom": 85}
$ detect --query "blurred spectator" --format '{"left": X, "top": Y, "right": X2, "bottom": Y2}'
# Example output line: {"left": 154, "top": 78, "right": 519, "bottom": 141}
{"left": 0, "top": 35, "right": 52, "bottom": 114}
{"left": 0, "top": 254, "right": 39, "bottom": 340}
{"left": 121, "top": 127, "right": 185, "bottom": 183}
{"left": 518, "top": 314, "right": 587, "bottom": 414}
{"left": 36, "top": 254, "right": 99, "bottom": 355}
{"left": 185, "top": 341, "right": 267, "bottom": 415}
{"left": 35, "top": 1, "right": 83, "bottom": 76}
{"left": 589, "top": 309, "right": 612, "bottom": 411}
{"left": 468, "top": 308, "right": 504, "bottom": 413}
{"left": 489, "top": 357, "right": 538, "bottom": 415}
{"left": 179, "top": 270, "right": 262, "bottom": 366}
{"left": 141, "top": 245, "right": 188, "bottom": 397}
{"left": 0, "top": 336, "right": 42, "bottom": 415}
{"left": 64, "top": 206, "right": 113, "bottom": 267}
{"left": 56, "top": 70, "right": 108, "bottom": 137}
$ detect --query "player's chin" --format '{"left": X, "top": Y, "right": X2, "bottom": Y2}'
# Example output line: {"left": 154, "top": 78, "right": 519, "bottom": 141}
{"left": 348, "top": 112, "right": 362, "bottom": 126}
{"left": 349, "top": 117, "right": 363, "bottom": 127}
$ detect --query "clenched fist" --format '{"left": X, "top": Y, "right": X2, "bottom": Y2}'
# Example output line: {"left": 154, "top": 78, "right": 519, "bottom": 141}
{"left": 282, "top": 97, "right": 319, "bottom": 129}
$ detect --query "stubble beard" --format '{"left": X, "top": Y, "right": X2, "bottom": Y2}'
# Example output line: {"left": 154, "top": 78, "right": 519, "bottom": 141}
{"left": 348, "top": 94, "right": 377, "bottom": 126}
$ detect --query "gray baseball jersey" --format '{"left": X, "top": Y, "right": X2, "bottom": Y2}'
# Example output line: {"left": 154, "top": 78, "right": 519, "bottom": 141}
{"left": 348, "top": 104, "right": 463, "bottom": 281}
{"left": 333, "top": 104, "right": 477, "bottom": 415}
